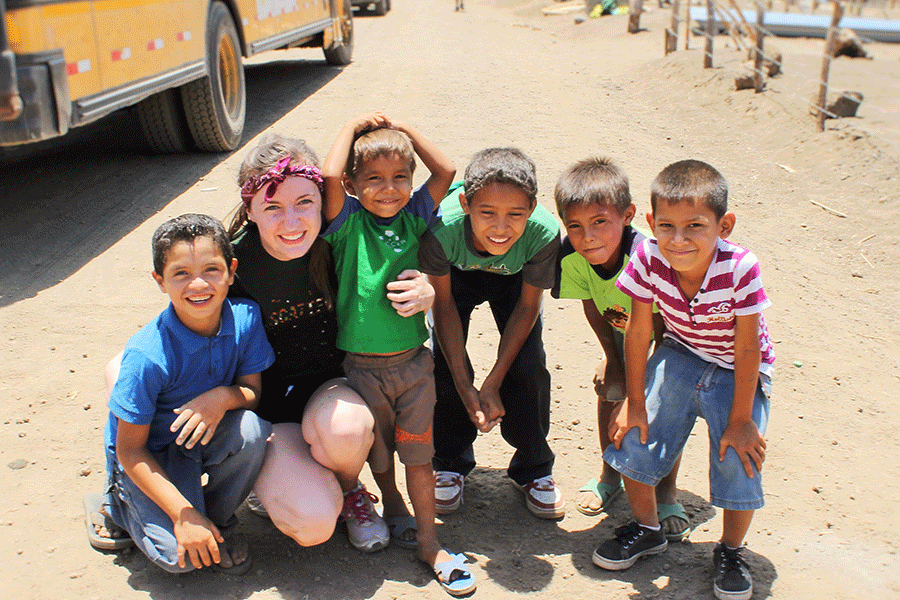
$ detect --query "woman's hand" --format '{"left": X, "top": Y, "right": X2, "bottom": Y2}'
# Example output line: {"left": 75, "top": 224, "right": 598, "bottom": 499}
{"left": 387, "top": 269, "right": 435, "bottom": 317}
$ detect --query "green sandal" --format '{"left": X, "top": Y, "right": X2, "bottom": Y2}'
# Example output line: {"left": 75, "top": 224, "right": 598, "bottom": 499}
{"left": 658, "top": 502, "right": 691, "bottom": 542}
{"left": 575, "top": 478, "right": 623, "bottom": 516}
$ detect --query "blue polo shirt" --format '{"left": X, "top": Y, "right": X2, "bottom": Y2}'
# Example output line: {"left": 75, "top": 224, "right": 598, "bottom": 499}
{"left": 104, "top": 298, "right": 274, "bottom": 473}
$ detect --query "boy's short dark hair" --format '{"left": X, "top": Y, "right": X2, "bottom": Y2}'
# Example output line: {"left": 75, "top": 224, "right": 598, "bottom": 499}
{"left": 347, "top": 128, "right": 416, "bottom": 179}
{"left": 554, "top": 157, "right": 631, "bottom": 220}
{"left": 152, "top": 213, "right": 234, "bottom": 275}
{"left": 651, "top": 159, "right": 728, "bottom": 220}
{"left": 463, "top": 147, "right": 537, "bottom": 205}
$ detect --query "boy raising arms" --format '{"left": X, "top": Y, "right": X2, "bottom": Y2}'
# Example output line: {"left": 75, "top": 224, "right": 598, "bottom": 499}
{"left": 552, "top": 157, "right": 686, "bottom": 541}
{"left": 322, "top": 114, "right": 476, "bottom": 595}
{"left": 593, "top": 160, "right": 775, "bottom": 600}
{"left": 103, "top": 214, "right": 275, "bottom": 573}
{"left": 419, "top": 148, "right": 564, "bottom": 519}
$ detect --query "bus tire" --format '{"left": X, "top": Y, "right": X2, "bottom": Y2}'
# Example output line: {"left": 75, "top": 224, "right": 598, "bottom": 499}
{"left": 133, "top": 88, "right": 191, "bottom": 153}
{"left": 373, "top": 0, "right": 388, "bottom": 16}
{"left": 324, "top": 0, "right": 353, "bottom": 65}
{"left": 181, "top": 1, "right": 245, "bottom": 152}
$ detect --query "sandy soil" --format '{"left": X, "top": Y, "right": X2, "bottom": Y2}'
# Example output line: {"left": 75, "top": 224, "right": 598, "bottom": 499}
{"left": 1, "top": 1, "right": 899, "bottom": 598}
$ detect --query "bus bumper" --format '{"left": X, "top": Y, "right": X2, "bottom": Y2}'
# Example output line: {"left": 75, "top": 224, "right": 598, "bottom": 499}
{"left": 0, "top": 50, "right": 70, "bottom": 146}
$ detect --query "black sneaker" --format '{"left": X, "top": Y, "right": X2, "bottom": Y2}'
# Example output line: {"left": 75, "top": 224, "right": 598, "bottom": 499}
{"left": 592, "top": 521, "right": 668, "bottom": 570}
{"left": 713, "top": 542, "right": 753, "bottom": 600}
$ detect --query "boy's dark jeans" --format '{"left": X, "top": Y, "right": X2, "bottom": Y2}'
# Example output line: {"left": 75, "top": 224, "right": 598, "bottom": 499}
{"left": 431, "top": 267, "right": 554, "bottom": 486}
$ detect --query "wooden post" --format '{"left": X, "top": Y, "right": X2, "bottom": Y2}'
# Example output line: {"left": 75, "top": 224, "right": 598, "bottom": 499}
{"left": 705, "top": 0, "right": 715, "bottom": 67}
{"left": 666, "top": 0, "right": 681, "bottom": 54}
{"left": 754, "top": 2, "right": 766, "bottom": 92}
{"left": 811, "top": 0, "right": 819, "bottom": 11}
{"left": 712, "top": 2, "right": 751, "bottom": 52}
{"left": 685, "top": 0, "right": 692, "bottom": 50}
{"left": 816, "top": 1, "right": 844, "bottom": 131}
{"left": 628, "top": 0, "right": 645, "bottom": 33}
{"left": 727, "top": 0, "right": 756, "bottom": 36}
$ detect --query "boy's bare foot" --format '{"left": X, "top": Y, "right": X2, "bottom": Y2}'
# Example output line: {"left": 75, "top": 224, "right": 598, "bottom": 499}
{"left": 83, "top": 493, "right": 134, "bottom": 550}
{"left": 575, "top": 477, "right": 622, "bottom": 515}
{"left": 213, "top": 534, "right": 252, "bottom": 575}
{"left": 420, "top": 543, "right": 476, "bottom": 595}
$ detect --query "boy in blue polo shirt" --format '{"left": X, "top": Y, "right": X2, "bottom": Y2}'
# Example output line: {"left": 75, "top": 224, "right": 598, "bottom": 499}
{"left": 101, "top": 214, "right": 274, "bottom": 574}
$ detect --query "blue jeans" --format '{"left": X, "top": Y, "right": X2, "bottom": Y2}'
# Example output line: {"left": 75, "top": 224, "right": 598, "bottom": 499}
{"left": 106, "top": 409, "right": 271, "bottom": 572}
{"left": 603, "top": 339, "right": 771, "bottom": 511}
{"left": 430, "top": 268, "right": 554, "bottom": 486}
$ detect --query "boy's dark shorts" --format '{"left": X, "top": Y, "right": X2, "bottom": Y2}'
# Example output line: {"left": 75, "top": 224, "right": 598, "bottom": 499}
{"left": 343, "top": 345, "right": 436, "bottom": 473}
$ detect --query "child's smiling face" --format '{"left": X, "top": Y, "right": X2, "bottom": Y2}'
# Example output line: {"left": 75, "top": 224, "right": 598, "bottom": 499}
{"left": 152, "top": 236, "right": 236, "bottom": 337}
{"left": 648, "top": 199, "right": 735, "bottom": 284}
{"left": 344, "top": 154, "right": 414, "bottom": 220}
{"left": 247, "top": 175, "right": 323, "bottom": 261}
{"left": 564, "top": 202, "right": 635, "bottom": 271}
{"left": 461, "top": 182, "right": 535, "bottom": 256}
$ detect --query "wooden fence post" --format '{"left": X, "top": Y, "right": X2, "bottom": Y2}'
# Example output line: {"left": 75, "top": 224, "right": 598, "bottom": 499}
{"left": 685, "top": 0, "right": 692, "bottom": 50}
{"left": 754, "top": 2, "right": 766, "bottom": 92}
{"left": 629, "top": 0, "right": 645, "bottom": 33}
{"left": 666, "top": 0, "right": 681, "bottom": 54}
{"left": 712, "top": 2, "right": 750, "bottom": 52}
{"left": 705, "top": 0, "right": 715, "bottom": 67}
{"left": 816, "top": 1, "right": 844, "bottom": 131}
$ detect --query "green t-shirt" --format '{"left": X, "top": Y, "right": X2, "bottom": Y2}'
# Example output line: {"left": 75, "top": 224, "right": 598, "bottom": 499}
{"left": 419, "top": 181, "right": 560, "bottom": 289}
{"left": 552, "top": 225, "right": 649, "bottom": 331}
{"left": 322, "top": 185, "right": 435, "bottom": 353}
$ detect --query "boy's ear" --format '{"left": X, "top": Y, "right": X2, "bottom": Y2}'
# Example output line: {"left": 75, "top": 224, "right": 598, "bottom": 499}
{"left": 342, "top": 173, "right": 356, "bottom": 196}
{"left": 645, "top": 211, "right": 655, "bottom": 232}
{"left": 623, "top": 203, "right": 636, "bottom": 226}
{"left": 459, "top": 192, "right": 470, "bottom": 214}
{"left": 151, "top": 270, "right": 166, "bottom": 293}
{"left": 718, "top": 212, "right": 736, "bottom": 238}
{"left": 227, "top": 258, "right": 238, "bottom": 283}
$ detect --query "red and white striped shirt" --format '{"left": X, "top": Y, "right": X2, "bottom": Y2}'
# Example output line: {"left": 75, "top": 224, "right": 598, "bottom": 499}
{"left": 617, "top": 237, "right": 775, "bottom": 377}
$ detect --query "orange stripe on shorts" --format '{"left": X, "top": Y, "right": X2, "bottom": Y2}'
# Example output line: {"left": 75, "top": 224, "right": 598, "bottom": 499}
{"left": 395, "top": 425, "right": 432, "bottom": 445}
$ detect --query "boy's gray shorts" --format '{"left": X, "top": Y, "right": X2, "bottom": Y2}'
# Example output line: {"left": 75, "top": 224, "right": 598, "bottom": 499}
{"left": 343, "top": 345, "right": 436, "bottom": 473}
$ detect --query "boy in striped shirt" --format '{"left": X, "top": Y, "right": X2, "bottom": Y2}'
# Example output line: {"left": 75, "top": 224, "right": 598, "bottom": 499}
{"left": 593, "top": 160, "right": 774, "bottom": 600}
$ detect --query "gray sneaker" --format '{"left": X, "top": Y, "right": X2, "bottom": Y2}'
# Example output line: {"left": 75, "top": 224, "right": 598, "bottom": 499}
{"left": 341, "top": 483, "right": 389, "bottom": 553}
{"left": 592, "top": 521, "right": 668, "bottom": 570}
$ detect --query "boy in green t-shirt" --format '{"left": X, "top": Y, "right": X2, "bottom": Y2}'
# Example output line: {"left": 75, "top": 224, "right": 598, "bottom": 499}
{"left": 419, "top": 148, "right": 564, "bottom": 520}
{"left": 551, "top": 157, "right": 687, "bottom": 541}
{"left": 322, "top": 113, "right": 476, "bottom": 595}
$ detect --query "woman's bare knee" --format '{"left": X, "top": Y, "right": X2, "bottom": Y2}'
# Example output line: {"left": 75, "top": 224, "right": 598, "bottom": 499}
{"left": 255, "top": 422, "right": 344, "bottom": 546}
{"left": 303, "top": 381, "right": 374, "bottom": 467}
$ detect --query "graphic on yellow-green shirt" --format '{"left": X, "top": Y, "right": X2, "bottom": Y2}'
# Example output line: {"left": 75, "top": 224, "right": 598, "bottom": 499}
{"left": 604, "top": 305, "right": 629, "bottom": 330}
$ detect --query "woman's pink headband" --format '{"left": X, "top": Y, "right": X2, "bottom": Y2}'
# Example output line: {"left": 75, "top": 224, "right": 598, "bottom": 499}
{"left": 240, "top": 156, "right": 325, "bottom": 206}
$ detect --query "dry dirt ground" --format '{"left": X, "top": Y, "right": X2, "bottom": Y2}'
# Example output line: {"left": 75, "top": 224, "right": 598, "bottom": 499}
{"left": 1, "top": 1, "right": 899, "bottom": 598}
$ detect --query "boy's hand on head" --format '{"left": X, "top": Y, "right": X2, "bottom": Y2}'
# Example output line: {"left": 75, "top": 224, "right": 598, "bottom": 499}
{"left": 477, "top": 387, "right": 505, "bottom": 433}
{"left": 173, "top": 506, "right": 223, "bottom": 570}
{"left": 171, "top": 387, "right": 229, "bottom": 449}
{"left": 351, "top": 112, "right": 390, "bottom": 135}
{"left": 719, "top": 419, "right": 766, "bottom": 478}
{"left": 386, "top": 269, "right": 435, "bottom": 317}
{"left": 610, "top": 397, "right": 648, "bottom": 449}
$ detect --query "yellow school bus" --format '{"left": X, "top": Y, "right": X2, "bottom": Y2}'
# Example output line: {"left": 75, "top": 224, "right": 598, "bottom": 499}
{"left": 0, "top": 0, "right": 353, "bottom": 151}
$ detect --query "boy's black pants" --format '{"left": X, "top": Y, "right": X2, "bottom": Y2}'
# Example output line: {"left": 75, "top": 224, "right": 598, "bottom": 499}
{"left": 431, "top": 267, "right": 554, "bottom": 486}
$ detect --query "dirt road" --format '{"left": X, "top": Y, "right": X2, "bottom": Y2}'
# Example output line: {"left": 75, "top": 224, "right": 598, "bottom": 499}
{"left": 1, "top": 1, "right": 898, "bottom": 598}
